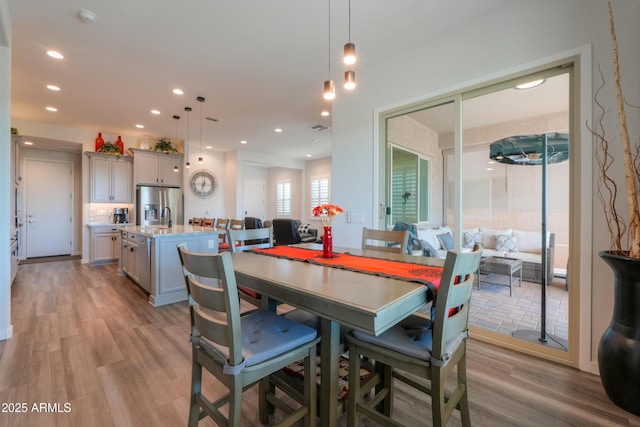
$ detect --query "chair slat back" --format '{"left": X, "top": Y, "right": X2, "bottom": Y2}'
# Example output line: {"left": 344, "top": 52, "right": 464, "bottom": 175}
{"left": 229, "top": 219, "right": 244, "bottom": 231}
{"left": 177, "top": 244, "right": 243, "bottom": 366}
{"left": 431, "top": 244, "right": 482, "bottom": 360}
{"left": 192, "top": 217, "right": 203, "bottom": 226}
{"left": 203, "top": 217, "right": 214, "bottom": 227}
{"left": 228, "top": 227, "right": 274, "bottom": 252}
{"left": 361, "top": 228, "right": 409, "bottom": 254}
{"left": 215, "top": 218, "right": 229, "bottom": 230}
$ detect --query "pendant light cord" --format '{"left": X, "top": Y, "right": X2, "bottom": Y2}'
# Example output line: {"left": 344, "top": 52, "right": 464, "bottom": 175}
{"left": 348, "top": 0, "right": 351, "bottom": 43}
{"left": 328, "top": 0, "right": 331, "bottom": 77}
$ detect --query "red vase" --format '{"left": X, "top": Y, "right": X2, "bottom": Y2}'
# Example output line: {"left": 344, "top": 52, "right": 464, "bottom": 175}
{"left": 323, "top": 226, "right": 333, "bottom": 258}
{"left": 95, "top": 132, "right": 104, "bottom": 151}
{"left": 115, "top": 135, "right": 124, "bottom": 154}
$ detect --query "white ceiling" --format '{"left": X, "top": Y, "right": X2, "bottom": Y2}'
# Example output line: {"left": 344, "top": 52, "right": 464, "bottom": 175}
{"left": 9, "top": 0, "right": 562, "bottom": 160}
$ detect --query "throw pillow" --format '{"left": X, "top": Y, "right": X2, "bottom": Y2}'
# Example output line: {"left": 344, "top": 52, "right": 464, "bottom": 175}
{"left": 495, "top": 233, "right": 518, "bottom": 252}
{"left": 421, "top": 239, "right": 440, "bottom": 258}
{"left": 463, "top": 231, "right": 482, "bottom": 249}
{"left": 436, "top": 232, "right": 454, "bottom": 250}
{"left": 297, "top": 223, "right": 311, "bottom": 235}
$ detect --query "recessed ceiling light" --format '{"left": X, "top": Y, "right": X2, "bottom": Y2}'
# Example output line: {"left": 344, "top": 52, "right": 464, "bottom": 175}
{"left": 306, "top": 154, "right": 312, "bottom": 157}
{"left": 275, "top": 128, "right": 283, "bottom": 133}
{"left": 321, "top": 111, "right": 330, "bottom": 117}
{"left": 172, "top": 88, "right": 184, "bottom": 95}
{"left": 488, "top": 161, "right": 495, "bottom": 164}
{"left": 78, "top": 9, "right": 97, "bottom": 24}
{"left": 47, "top": 50, "right": 64, "bottom": 59}
{"left": 515, "top": 79, "right": 546, "bottom": 90}
{"left": 151, "top": 109, "right": 161, "bottom": 115}
{"left": 45, "top": 106, "right": 57, "bottom": 112}
{"left": 486, "top": 167, "right": 493, "bottom": 171}
{"left": 24, "top": 141, "right": 33, "bottom": 145}
{"left": 135, "top": 124, "right": 144, "bottom": 129}
{"left": 46, "top": 84, "right": 60, "bottom": 91}
{"left": 240, "top": 140, "right": 247, "bottom": 144}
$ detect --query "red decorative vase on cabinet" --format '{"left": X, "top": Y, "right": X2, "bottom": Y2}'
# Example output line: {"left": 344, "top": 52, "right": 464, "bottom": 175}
{"left": 322, "top": 226, "right": 333, "bottom": 258}
{"left": 95, "top": 132, "right": 104, "bottom": 151}
{"left": 115, "top": 135, "right": 124, "bottom": 155}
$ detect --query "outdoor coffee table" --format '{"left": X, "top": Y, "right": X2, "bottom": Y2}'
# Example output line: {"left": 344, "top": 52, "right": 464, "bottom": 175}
{"left": 477, "top": 257, "right": 523, "bottom": 296}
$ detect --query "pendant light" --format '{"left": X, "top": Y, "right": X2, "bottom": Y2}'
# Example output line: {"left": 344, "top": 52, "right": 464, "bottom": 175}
{"left": 322, "top": 0, "right": 335, "bottom": 101}
{"left": 197, "top": 96, "right": 205, "bottom": 164}
{"left": 184, "top": 106, "right": 192, "bottom": 168}
{"left": 343, "top": 0, "right": 356, "bottom": 65}
{"left": 343, "top": 0, "right": 356, "bottom": 90}
{"left": 172, "top": 115, "right": 180, "bottom": 172}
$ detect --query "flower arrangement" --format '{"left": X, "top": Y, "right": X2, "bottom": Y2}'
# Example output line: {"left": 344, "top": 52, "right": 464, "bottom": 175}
{"left": 153, "top": 138, "right": 179, "bottom": 153}
{"left": 312, "top": 203, "right": 344, "bottom": 227}
{"left": 588, "top": 1, "right": 640, "bottom": 258}
{"left": 97, "top": 141, "right": 121, "bottom": 156}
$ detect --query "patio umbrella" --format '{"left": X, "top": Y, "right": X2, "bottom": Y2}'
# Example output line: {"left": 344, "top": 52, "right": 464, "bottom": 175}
{"left": 489, "top": 132, "right": 569, "bottom": 350}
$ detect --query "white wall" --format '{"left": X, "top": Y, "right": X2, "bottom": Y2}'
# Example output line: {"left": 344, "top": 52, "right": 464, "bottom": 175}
{"left": 0, "top": 0, "right": 12, "bottom": 340}
{"left": 304, "top": 157, "right": 332, "bottom": 229}
{"left": 330, "top": 0, "right": 640, "bottom": 371}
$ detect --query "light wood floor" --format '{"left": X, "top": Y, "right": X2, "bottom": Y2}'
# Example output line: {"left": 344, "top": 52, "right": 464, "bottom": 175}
{"left": 1, "top": 260, "right": 639, "bottom": 427}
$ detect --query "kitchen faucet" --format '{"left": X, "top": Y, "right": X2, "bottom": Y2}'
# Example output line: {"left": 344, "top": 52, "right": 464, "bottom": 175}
{"left": 161, "top": 207, "right": 172, "bottom": 228}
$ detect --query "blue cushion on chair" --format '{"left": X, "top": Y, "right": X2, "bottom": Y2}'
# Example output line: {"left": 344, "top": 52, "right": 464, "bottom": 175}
{"left": 204, "top": 309, "right": 318, "bottom": 369}
{"left": 351, "top": 314, "right": 467, "bottom": 364}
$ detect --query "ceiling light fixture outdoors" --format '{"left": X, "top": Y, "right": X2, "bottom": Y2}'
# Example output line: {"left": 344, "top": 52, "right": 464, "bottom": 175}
{"left": 46, "top": 84, "right": 60, "bottom": 91}
{"left": 197, "top": 96, "right": 205, "bottom": 164}
{"left": 515, "top": 78, "right": 546, "bottom": 90}
{"left": 46, "top": 50, "right": 63, "bottom": 59}
{"left": 173, "top": 115, "right": 180, "bottom": 172}
{"left": 322, "top": 0, "right": 335, "bottom": 101}
{"left": 77, "top": 9, "right": 97, "bottom": 24}
{"left": 184, "top": 106, "right": 192, "bottom": 168}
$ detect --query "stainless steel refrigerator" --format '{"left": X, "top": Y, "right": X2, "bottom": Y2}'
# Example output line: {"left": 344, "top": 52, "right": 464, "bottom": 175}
{"left": 136, "top": 186, "right": 183, "bottom": 226}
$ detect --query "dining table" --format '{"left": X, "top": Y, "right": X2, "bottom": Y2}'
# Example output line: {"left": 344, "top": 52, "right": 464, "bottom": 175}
{"left": 230, "top": 244, "right": 444, "bottom": 427}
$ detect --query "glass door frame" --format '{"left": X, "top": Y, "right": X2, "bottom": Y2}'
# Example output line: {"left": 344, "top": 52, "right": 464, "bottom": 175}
{"left": 376, "top": 55, "right": 591, "bottom": 368}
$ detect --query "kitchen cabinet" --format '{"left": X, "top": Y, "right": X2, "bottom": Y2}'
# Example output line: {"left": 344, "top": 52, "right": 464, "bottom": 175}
{"left": 89, "top": 225, "right": 120, "bottom": 265}
{"left": 118, "top": 225, "right": 220, "bottom": 306}
{"left": 86, "top": 151, "right": 132, "bottom": 202}
{"left": 120, "top": 230, "right": 139, "bottom": 284}
{"left": 131, "top": 148, "right": 182, "bottom": 187}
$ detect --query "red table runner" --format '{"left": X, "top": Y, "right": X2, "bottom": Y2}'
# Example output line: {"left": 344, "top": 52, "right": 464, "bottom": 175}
{"left": 250, "top": 246, "right": 442, "bottom": 293}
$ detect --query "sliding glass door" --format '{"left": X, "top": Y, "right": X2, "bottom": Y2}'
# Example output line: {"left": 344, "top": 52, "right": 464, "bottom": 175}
{"left": 382, "top": 65, "right": 574, "bottom": 362}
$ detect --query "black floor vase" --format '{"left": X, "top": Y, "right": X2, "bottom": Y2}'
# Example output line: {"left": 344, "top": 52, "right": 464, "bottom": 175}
{"left": 598, "top": 251, "right": 640, "bottom": 416}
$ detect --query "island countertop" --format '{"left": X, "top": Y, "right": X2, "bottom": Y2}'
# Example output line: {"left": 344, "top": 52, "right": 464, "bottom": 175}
{"left": 117, "top": 224, "right": 224, "bottom": 238}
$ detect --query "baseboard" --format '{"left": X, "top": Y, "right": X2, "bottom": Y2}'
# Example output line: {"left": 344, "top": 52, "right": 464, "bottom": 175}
{"left": 0, "top": 325, "right": 14, "bottom": 341}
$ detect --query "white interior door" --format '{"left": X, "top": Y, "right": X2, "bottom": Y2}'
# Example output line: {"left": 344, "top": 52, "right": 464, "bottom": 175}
{"left": 25, "top": 159, "right": 73, "bottom": 258}
{"left": 242, "top": 177, "right": 266, "bottom": 220}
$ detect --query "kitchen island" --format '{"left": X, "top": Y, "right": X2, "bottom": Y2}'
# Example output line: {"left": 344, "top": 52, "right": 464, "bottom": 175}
{"left": 118, "top": 225, "right": 222, "bottom": 307}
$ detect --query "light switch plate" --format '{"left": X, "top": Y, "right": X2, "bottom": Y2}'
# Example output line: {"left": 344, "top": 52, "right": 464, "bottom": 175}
{"left": 347, "top": 211, "right": 364, "bottom": 223}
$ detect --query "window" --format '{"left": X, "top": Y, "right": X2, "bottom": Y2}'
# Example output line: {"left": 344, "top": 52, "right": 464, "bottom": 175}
{"left": 389, "top": 146, "right": 430, "bottom": 225}
{"left": 310, "top": 177, "right": 329, "bottom": 211}
{"left": 276, "top": 181, "right": 291, "bottom": 216}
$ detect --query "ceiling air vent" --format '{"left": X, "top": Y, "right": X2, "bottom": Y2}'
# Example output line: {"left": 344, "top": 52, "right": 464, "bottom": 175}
{"left": 311, "top": 124, "right": 330, "bottom": 132}
{"left": 206, "top": 117, "right": 219, "bottom": 122}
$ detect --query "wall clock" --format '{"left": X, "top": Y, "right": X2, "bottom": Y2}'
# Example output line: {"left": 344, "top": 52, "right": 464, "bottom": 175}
{"left": 189, "top": 170, "right": 217, "bottom": 198}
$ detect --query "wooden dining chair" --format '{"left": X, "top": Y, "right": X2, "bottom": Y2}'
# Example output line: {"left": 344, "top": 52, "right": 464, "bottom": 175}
{"left": 191, "top": 217, "right": 203, "bottom": 226}
{"left": 202, "top": 217, "right": 214, "bottom": 227}
{"left": 361, "top": 227, "right": 409, "bottom": 254}
{"left": 215, "top": 218, "right": 230, "bottom": 248}
{"left": 345, "top": 244, "right": 482, "bottom": 427}
{"left": 227, "top": 227, "right": 274, "bottom": 309}
{"left": 229, "top": 219, "right": 244, "bottom": 231}
{"left": 177, "top": 243, "right": 320, "bottom": 427}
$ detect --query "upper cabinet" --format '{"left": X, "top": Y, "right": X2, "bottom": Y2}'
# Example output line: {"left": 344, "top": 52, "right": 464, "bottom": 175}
{"left": 86, "top": 151, "right": 132, "bottom": 203}
{"left": 130, "top": 148, "right": 182, "bottom": 187}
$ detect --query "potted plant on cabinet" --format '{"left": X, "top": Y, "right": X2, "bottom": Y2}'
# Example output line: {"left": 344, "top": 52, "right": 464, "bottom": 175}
{"left": 588, "top": 1, "right": 640, "bottom": 416}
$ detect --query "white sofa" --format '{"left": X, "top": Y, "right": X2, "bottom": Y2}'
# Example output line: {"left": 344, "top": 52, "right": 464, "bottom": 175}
{"left": 416, "top": 226, "right": 555, "bottom": 284}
